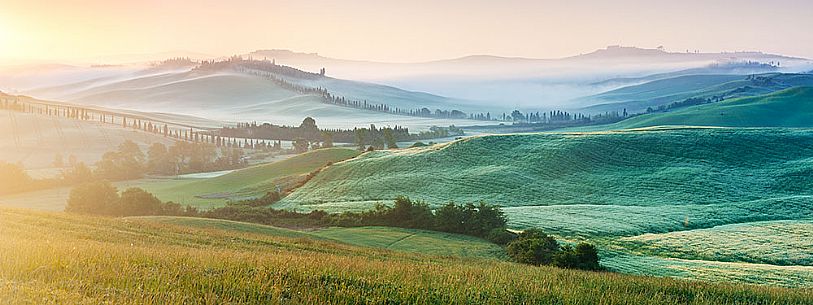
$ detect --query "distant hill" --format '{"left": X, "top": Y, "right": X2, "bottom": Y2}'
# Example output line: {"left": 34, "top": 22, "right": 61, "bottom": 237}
{"left": 590, "top": 61, "right": 781, "bottom": 87}
{"left": 605, "top": 87, "right": 813, "bottom": 129}
{"left": 566, "top": 45, "right": 803, "bottom": 62}
{"left": 21, "top": 60, "right": 487, "bottom": 129}
{"left": 579, "top": 73, "right": 813, "bottom": 113}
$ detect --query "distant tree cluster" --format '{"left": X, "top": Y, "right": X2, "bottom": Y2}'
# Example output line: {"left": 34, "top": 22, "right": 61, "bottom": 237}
{"left": 501, "top": 109, "right": 628, "bottom": 126}
{"left": 218, "top": 118, "right": 462, "bottom": 150}
{"left": 65, "top": 181, "right": 197, "bottom": 217}
{"left": 62, "top": 140, "right": 248, "bottom": 184}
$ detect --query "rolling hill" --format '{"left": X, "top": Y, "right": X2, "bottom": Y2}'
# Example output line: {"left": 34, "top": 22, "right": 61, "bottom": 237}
{"left": 598, "top": 87, "right": 813, "bottom": 129}
{"left": 4, "top": 207, "right": 810, "bottom": 303}
{"left": 19, "top": 61, "right": 490, "bottom": 130}
{"left": 278, "top": 128, "right": 813, "bottom": 214}
{"left": 273, "top": 127, "right": 813, "bottom": 286}
{"left": 579, "top": 73, "right": 813, "bottom": 113}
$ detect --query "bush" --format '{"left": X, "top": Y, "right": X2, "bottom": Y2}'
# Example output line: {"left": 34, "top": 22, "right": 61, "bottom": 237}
{"left": 119, "top": 188, "right": 164, "bottom": 216}
{"left": 506, "top": 228, "right": 602, "bottom": 270}
{"left": 65, "top": 183, "right": 197, "bottom": 217}
{"left": 486, "top": 228, "right": 518, "bottom": 245}
{"left": 0, "top": 162, "right": 34, "bottom": 195}
{"left": 65, "top": 181, "right": 120, "bottom": 215}
{"left": 506, "top": 229, "right": 560, "bottom": 265}
{"left": 554, "top": 243, "right": 602, "bottom": 271}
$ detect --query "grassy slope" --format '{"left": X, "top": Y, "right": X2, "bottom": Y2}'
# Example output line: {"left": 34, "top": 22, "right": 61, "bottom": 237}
{"left": 619, "top": 220, "right": 813, "bottom": 266}
{"left": 600, "top": 87, "right": 813, "bottom": 129}
{"left": 34, "top": 70, "right": 483, "bottom": 130}
{"left": 581, "top": 73, "right": 813, "bottom": 113}
{"left": 141, "top": 148, "right": 361, "bottom": 209}
{"left": 0, "top": 109, "right": 177, "bottom": 170}
{"left": 279, "top": 128, "right": 813, "bottom": 222}
{"left": 274, "top": 127, "right": 813, "bottom": 285}
{"left": 3, "top": 207, "right": 812, "bottom": 304}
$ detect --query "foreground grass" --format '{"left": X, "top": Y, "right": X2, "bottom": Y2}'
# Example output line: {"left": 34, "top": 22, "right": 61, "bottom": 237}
{"left": 1, "top": 208, "right": 812, "bottom": 304}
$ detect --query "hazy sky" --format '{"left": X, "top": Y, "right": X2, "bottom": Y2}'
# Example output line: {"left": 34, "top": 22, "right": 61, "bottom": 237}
{"left": 1, "top": 0, "right": 812, "bottom": 64}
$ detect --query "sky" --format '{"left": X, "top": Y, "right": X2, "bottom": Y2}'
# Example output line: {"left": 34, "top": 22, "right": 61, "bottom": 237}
{"left": 1, "top": 0, "right": 812, "bottom": 64}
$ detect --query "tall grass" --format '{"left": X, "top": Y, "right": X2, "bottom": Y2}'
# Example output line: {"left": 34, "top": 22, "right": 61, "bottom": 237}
{"left": 1, "top": 208, "right": 812, "bottom": 304}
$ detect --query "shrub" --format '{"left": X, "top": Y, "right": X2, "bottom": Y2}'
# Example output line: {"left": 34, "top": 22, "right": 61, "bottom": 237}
{"left": 119, "top": 187, "right": 164, "bottom": 216}
{"left": 486, "top": 228, "right": 518, "bottom": 245}
{"left": 506, "top": 229, "right": 560, "bottom": 265}
{"left": 507, "top": 228, "right": 602, "bottom": 270}
{"left": 65, "top": 181, "right": 120, "bottom": 216}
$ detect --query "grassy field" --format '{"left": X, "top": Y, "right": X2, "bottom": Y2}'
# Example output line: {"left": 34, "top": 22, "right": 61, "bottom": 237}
{"left": 311, "top": 226, "right": 505, "bottom": 258}
{"left": 618, "top": 220, "right": 813, "bottom": 266}
{"left": 3, "top": 207, "right": 812, "bottom": 304}
{"left": 597, "top": 87, "right": 813, "bottom": 129}
{"left": 278, "top": 127, "right": 813, "bottom": 211}
{"left": 138, "top": 147, "right": 360, "bottom": 209}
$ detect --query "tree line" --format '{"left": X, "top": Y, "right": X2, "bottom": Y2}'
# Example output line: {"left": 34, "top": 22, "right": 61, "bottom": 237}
{"left": 0, "top": 93, "right": 280, "bottom": 151}
{"left": 68, "top": 140, "right": 249, "bottom": 182}
{"left": 217, "top": 117, "right": 463, "bottom": 150}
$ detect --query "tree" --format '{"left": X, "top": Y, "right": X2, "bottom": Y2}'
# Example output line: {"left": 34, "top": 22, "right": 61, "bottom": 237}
{"left": 321, "top": 132, "right": 334, "bottom": 148}
{"left": 354, "top": 129, "right": 367, "bottom": 150}
{"left": 386, "top": 196, "right": 433, "bottom": 228}
{"left": 511, "top": 110, "right": 526, "bottom": 122}
{"left": 94, "top": 141, "right": 146, "bottom": 181}
{"left": 65, "top": 181, "right": 120, "bottom": 215}
{"left": 61, "top": 162, "right": 94, "bottom": 184}
{"left": 293, "top": 138, "right": 310, "bottom": 153}
{"left": 300, "top": 117, "right": 317, "bottom": 130}
{"left": 146, "top": 143, "right": 174, "bottom": 175}
{"left": 383, "top": 128, "right": 398, "bottom": 149}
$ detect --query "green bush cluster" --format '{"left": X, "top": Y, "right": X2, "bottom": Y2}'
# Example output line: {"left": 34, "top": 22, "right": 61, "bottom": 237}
{"left": 329, "top": 196, "right": 508, "bottom": 239}
{"left": 506, "top": 229, "right": 601, "bottom": 270}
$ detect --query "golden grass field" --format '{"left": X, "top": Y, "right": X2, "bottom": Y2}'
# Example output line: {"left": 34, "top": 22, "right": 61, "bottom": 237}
{"left": 2, "top": 207, "right": 812, "bottom": 304}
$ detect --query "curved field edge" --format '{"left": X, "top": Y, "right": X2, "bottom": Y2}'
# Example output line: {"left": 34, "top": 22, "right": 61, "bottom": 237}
{"left": 2, "top": 207, "right": 812, "bottom": 304}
